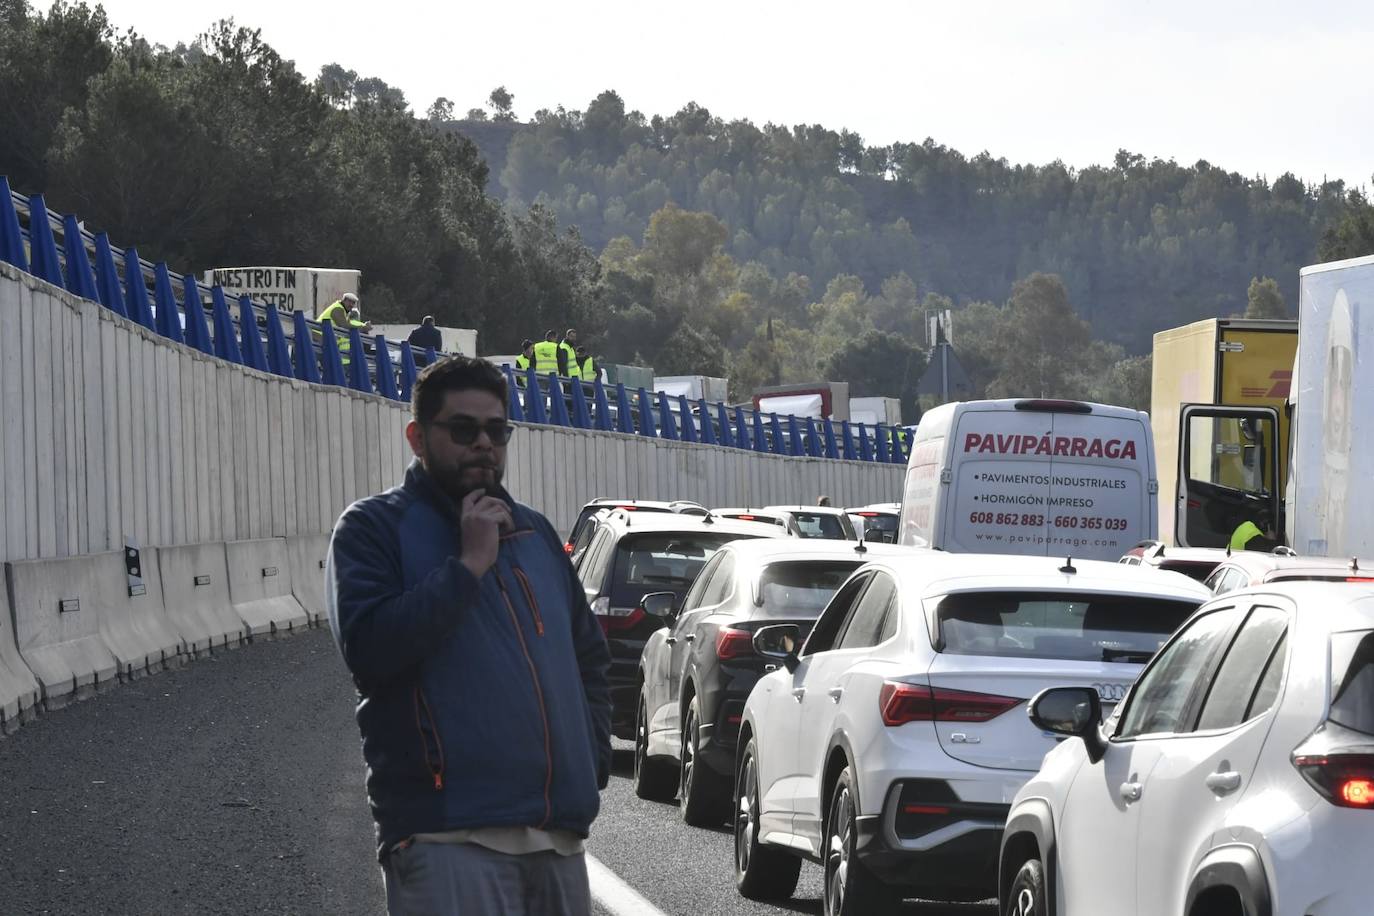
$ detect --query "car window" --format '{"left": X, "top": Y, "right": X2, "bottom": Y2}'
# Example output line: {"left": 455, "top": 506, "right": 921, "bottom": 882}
{"left": 803, "top": 573, "right": 872, "bottom": 656}
{"left": 1159, "top": 560, "right": 1218, "bottom": 582}
{"left": 1117, "top": 606, "right": 1242, "bottom": 739}
{"left": 1330, "top": 630, "right": 1374, "bottom": 737}
{"left": 855, "top": 514, "right": 899, "bottom": 543}
{"left": 569, "top": 520, "right": 600, "bottom": 565}
{"left": 756, "top": 561, "right": 863, "bottom": 619}
{"left": 607, "top": 532, "right": 750, "bottom": 611}
{"left": 787, "top": 512, "right": 854, "bottom": 540}
{"left": 1195, "top": 605, "right": 1289, "bottom": 731}
{"left": 577, "top": 528, "right": 612, "bottom": 589}
{"left": 697, "top": 553, "right": 736, "bottom": 608}
{"left": 935, "top": 591, "right": 1198, "bottom": 663}
{"left": 835, "top": 573, "right": 897, "bottom": 651}
{"left": 680, "top": 552, "right": 725, "bottom": 612}
{"left": 1223, "top": 567, "right": 1250, "bottom": 593}
{"left": 1245, "top": 632, "right": 1287, "bottom": 721}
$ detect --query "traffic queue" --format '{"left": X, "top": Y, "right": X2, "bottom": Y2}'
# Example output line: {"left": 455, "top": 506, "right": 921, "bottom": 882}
{"left": 570, "top": 396, "right": 1372, "bottom": 916}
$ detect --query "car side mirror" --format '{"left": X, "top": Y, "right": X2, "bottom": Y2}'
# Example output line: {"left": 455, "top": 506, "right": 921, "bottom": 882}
{"left": 1028, "top": 686, "right": 1106, "bottom": 764}
{"left": 752, "top": 624, "right": 801, "bottom": 673}
{"left": 638, "top": 591, "right": 677, "bottom": 622}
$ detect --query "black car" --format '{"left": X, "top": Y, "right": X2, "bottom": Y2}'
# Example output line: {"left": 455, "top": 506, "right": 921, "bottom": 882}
{"left": 564, "top": 498, "right": 709, "bottom": 554}
{"left": 633, "top": 538, "right": 896, "bottom": 825}
{"left": 573, "top": 511, "right": 784, "bottom": 738}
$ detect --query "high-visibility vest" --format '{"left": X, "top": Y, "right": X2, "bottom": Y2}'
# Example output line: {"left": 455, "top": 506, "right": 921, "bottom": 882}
{"left": 515, "top": 354, "right": 531, "bottom": 371}
{"left": 580, "top": 356, "right": 595, "bottom": 380}
{"left": 318, "top": 300, "right": 354, "bottom": 355}
{"left": 560, "top": 342, "right": 580, "bottom": 379}
{"left": 533, "top": 340, "right": 560, "bottom": 375}
{"left": 1229, "top": 520, "right": 1262, "bottom": 551}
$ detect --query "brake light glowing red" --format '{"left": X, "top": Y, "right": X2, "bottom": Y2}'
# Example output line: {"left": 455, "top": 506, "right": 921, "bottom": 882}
{"left": 616, "top": 505, "right": 637, "bottom": 511}
{"left": 715, "top": 627, "right": 753, "bottom": 660}
{"left": 879, "top": 682, "right": 1022, "bottom": 726}
{"left": 1294, "top": 753, "right": 1374, "bottom": 808}
{"left": 735, "top": 514, "right": 757, "bottom": 521}
{"left": 1342, "top": 779, "right": 1374, "bottom": 806}
{"left": 1346, "top": 577, "right": 1374, "bottom": 583}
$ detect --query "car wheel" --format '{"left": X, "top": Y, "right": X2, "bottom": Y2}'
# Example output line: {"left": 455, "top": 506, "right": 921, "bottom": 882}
{"left": 679, "top": 696, "right": 732, "bottom": 825}
{"left": 633, "top": 688, "right": 677, "bottom": 802}
{"left": 824, "top": 766, "right": 899, "bottom": 916}
{"left": 734, "top": 738, "right": 801, "bottom": 900}
{"left": 1004, "top": 858, "right": 1046, "bottom": 916}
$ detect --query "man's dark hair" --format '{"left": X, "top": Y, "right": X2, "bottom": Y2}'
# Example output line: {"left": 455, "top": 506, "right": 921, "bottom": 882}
{"left": 544, "top": 330, "right": 556, "bottom": 340}
{"left": 412, "top": 356, "right": 508, "bottom": 425}
{"left": 422, "top": 315, "right": 434, "bottom": 326}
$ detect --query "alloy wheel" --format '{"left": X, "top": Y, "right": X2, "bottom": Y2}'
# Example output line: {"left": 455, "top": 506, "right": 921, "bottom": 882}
{"left": 825, "top": 784, "right": 852, "bottom": 915}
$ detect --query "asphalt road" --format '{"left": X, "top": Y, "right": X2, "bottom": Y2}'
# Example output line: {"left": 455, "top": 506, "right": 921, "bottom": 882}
{"left": 0, "top": 629, "right": 995, "bottom": 916}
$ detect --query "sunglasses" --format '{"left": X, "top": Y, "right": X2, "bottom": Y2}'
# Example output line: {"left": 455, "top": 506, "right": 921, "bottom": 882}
{"left": 429, "top": 418, "right": 515, "bottom": 446}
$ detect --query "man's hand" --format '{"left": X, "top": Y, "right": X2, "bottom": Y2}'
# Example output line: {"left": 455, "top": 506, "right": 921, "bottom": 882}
{"left": 459, "top": 489, "right": 513, "bottom": 579}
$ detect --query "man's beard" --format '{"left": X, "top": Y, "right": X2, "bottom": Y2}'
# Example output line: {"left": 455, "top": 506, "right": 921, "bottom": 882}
{"left": 426, "top": 452, "right": 504, "bottom": 503}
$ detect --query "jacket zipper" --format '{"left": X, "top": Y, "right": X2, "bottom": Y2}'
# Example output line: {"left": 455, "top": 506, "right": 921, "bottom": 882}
{"left": 512, "top": 567, "right": 545, "bottom": 636}
{"left": 412, "top": 685, "right": 446, "bottom": 791}
{"left": 496, "top": 575, "right": 554, "bottom": 828}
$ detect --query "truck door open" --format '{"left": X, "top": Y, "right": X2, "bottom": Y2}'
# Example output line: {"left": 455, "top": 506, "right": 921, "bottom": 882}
{"left": 1175, "top": 405, "right": 1281, "bottom": 548}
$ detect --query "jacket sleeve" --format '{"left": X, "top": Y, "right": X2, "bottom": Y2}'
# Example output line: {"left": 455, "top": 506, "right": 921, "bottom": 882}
{"left": 535, "top": 513, "right": 612, "bottom": 787}
{"left": 325, "top": 501, "right": 482, "bottom": 689}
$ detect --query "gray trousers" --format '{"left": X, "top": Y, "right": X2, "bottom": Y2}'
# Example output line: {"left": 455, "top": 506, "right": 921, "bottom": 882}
{"left": 382, "top": 842, "right": 591, "bottom": 916}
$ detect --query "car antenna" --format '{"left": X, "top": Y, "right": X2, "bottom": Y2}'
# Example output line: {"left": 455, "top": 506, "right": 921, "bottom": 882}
{"left": 854, "top": 528, "right": 867, "bottom": 555}
{"left": 1353, "top": 557, "right": 1360, "bottom": 572}
{"left": 701, "top": 512, "right": 714, "bottom": 525}
{"left": 1059, "top": 556, "right": 1077, "bottom": 574}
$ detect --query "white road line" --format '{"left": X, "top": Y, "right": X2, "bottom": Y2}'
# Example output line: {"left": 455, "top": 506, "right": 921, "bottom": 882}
{"left": 586, "top": 852, "right": 669, "bottom": 916}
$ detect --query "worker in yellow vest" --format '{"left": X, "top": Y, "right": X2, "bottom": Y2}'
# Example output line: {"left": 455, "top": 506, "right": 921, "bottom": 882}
{"left": 578, "top": 348, "right": 596, "bottom": 382}
{"left": 318, "top": 293, "right": 362, "bottom": 365}
{"left": 559, "top": 328, "right": 580, "bottom": 380}
{"left": 533, "top": 330, "right": 561, "bottom": 377}
{"left": 514, "top": 339, "right": 534, "bottom": 372}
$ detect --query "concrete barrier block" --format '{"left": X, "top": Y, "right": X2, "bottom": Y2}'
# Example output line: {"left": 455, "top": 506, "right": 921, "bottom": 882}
{"left": 225, "top": 538, "right": 308, "bottom": 637}
{"left": 5, "top": 555, "right": 120, "bottom": 709}
{"left": 0, "top": 581, "right": 40, "bottom": 732}
{"left": 157, "top": 542, "right": 247, "bottom": 656}
{"left": 285, "top": 534, "right": 330, "bottom": 625}
{"left": 99, "top": 547, "right": 185, "bottom": 678}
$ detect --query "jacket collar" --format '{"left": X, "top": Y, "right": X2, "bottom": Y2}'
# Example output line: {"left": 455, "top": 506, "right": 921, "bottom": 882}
{"left": 403, "top": 459, "right": 518, "bottom": 524}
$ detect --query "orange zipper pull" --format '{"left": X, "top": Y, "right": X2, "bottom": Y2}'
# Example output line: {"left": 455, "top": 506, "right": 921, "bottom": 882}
{"left": 433, "top": 772, "right": 444, "bottom": 791}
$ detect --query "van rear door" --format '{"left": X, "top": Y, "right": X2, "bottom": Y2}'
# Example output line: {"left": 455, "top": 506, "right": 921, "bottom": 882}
{"left": 1044, "top": 405, "right": 1156, "bottom": 560}
{"left": 944, "top": 405, "right": 1056, "bottom": 555}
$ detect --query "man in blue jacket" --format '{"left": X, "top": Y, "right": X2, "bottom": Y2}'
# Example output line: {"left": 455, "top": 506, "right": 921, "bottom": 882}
{"left": 326, "top": 355, "right": 612, "bottom": 915}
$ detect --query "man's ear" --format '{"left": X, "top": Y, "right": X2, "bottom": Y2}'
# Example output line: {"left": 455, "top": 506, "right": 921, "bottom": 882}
{"left": 405, "top": 420, "right": 426, "bottom": 458}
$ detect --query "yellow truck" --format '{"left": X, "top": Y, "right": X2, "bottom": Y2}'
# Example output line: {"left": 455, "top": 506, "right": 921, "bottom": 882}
{"left": 1151, "top": 317, "right": 1297, "bottom": 547}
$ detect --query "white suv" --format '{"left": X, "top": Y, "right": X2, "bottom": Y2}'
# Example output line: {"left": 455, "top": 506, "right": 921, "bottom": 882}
{"left": 733, "top": 554, "right": 1209, "bottom": 915}
{"left": 1002, "top": 582, "right": 1374, "bottom": 916}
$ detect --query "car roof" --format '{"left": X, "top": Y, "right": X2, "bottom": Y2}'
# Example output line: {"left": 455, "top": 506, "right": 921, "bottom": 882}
{"left": 1215, "top": 551, "right": 1374, "bottom": 580}
{"left": 1201, "top": 581, "right": 1374, "bottom": 632}
{"left": 584, "top": 498, "right": 706, "bottom": 512}
{"left": 845, "top": 503, "right": 901, "bottom": 514}
{"left": 717, "top": 538, "right": 913, "bottom": 565}
{"left": 761, "top": 505, "right": 851, "bottom": 516}
{"left": 1139, "top": 545, "right": 1231, "bottom": 565}
{"left": 865, "top": 553, "right": 1213, "bottom": 602}
{"left": 596, "top": 510, "right": 787, "bottom": 539}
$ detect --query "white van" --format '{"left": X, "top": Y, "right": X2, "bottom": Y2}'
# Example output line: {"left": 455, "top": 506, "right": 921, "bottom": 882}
{"left": 898, "top": 398, "right": 1158, "bottom": 560}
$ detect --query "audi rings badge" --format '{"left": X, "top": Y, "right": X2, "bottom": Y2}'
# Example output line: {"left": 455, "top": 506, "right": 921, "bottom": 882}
{"left": 1093, "top": 682, "right": 1129, "bottom": 703}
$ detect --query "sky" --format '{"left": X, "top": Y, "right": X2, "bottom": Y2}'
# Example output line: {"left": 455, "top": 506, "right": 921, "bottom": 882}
{"left": 89, "top": 0, "right": 1374, "bottom": 189}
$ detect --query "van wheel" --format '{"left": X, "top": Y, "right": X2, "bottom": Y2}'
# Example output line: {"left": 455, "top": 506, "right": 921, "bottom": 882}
{"left": 734, "top": 739, "right": 801, "bottom": 900}
{"left": 1004, "top": 858, "right": 1045, "bottom": 916}
{"left": 633, "top": 689, "right": 677, "bottom": 802}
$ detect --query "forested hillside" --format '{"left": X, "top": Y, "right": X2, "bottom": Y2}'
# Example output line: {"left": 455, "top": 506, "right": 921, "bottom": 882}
{"left": 5, "top": 2, "right": 1373, "bottom": 413}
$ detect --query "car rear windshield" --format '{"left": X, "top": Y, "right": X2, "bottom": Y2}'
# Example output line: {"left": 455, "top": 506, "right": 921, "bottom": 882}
{"left": 609, "top": 532, "right": 754, "bottom": 610}
{"left": 1330, "top": 630, "right": 1374, "bottom": 737}
{"left": 1159, "top": 560, "right": 1218, "bottom": 583}
{"left": 934, "top": 591, "right": 1199, "bottom": 663}
{"left": 857, "top": 514, "right": 899, "bottom": 543}
{"left": 757, "top": 561, "right": 863, "bottom": 618}
{"left": 790, "top": 512, "right": 853, "bottom": 540}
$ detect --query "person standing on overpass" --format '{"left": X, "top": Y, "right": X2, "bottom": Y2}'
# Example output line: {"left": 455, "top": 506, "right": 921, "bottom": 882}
{"left": 533, "top": 330, "right": 560, "bottom": 378}
{"left": 326, "top": 356, "right": 612, "bottom": 916}
{"left": 407, "top": 315, "right": 443, "bottom": 364}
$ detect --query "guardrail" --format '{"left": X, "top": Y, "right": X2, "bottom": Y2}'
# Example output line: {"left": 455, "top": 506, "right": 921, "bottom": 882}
{"left": 1, "top": 177, "right": 908, "bottom": 464}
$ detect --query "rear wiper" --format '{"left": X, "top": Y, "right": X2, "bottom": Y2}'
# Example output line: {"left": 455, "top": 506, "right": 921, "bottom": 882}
{"left": 1102, "top": 648, "right": 1153, "bottom": 663}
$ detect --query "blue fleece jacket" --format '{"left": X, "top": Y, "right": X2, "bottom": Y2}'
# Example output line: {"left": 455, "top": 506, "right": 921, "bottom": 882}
{"left": 326, "top": 461, "right": 612, "bottom": 858}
